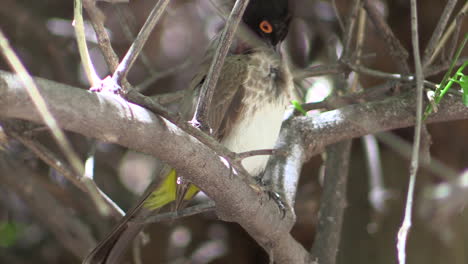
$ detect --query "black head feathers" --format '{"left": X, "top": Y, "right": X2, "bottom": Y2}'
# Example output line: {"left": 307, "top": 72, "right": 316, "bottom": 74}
{"left": 242, "top": 0, "right": 291, "bottom": 46}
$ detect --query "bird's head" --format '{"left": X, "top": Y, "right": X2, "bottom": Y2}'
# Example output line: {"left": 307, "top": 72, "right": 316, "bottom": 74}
{"left": 242, "top": 0, "right": 291, "bottom": 47}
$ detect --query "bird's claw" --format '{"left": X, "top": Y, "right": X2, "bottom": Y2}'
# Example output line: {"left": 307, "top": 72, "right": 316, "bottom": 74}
{"left": 253, "top": 177, "right": 287, "bottom": 218}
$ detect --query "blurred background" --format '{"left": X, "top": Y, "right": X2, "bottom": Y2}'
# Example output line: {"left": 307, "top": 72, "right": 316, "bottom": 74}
{"left": 0, "top": 0, "right": 467, "bottom": 263}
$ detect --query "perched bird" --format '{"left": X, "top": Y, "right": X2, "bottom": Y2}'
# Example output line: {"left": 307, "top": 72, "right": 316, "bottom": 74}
{"left": 83, "top": 0, "right": 293, "bottom": 263}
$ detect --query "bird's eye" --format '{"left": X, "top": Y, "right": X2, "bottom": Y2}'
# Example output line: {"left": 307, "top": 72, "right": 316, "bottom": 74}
{"left": 259, "top": 20, "right": 273, "bottom": 34}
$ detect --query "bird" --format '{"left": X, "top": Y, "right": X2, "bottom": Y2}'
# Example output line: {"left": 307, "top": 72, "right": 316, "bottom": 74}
{"left": 83, "top": 0, "right": 293, "bottom": 263}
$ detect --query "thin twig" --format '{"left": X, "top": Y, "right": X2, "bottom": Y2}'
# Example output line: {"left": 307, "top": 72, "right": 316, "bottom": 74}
{"left": 376, "top": 132, "right": 458, "bottom": 180}
{"left": 423, "top": 57, "right": 467, "bottom": 77}
{"left": 340, "top": 0, "right": 361, "bottom": 60}
{"left": 136, "top": 59, "right": 194, "bottom": 93}
{"left": 115, "top": 5, "right": 156, "bottom": 75}
{"left": 0, "top": 29, "right": 84, "bottom": 179}
{"left": 301, "top": 81, "right": 394, "bottom": 111}
{"left": 235, "top": 149, "right": 282, "bottom": 160}
{"left": 310, "top": 141, "right": 352, "bottom": 264}
{"left": 112, "top": 0, "right": 171, "bottom": 86}
{"left": 293, "top": 63, "right": 344, "bottom": 79}
{"left": 362, "top": 135, "right": 389, "bottom": 213}
{"left": 396, "top": 1, "right": 424, "bottom": 263}
{"left": 446, "top": 13, "right": 465, "bottom": 62}
{"left": 136, "top": 201, "right": 216, "bottom": 224}
{"left": 7, "top": 128, "right": 124, "bottom": 219}
{"left": 347, "top": 63, "right": 413, "bottom": 81}
{"left": 1, "top": 25, "right": 114, "bottom": 216}
{"left": 350, "top": 6, "right": 367, "bottom": 92}
{"left": 190, "top": 0, "right": 250, "bottom": 132}
{"left": 422, "top": 0, "right": 458, "bottom": 69}
{"left": 363, "top": 0, "right": 410, "bottom": 74}
{"left": 73, "top": 0, "right": 100, "bottom": 86}
{"left": 425, "top": 2, "right": 468, "bottom": 67}
{"left": 331, "top": 0, "right": 345, "bottom": 32}
{"left": 83, "top": 0, "right": 120, "bottom": 72}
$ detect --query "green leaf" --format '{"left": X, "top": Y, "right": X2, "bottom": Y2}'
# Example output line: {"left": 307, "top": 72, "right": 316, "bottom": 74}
{"left": 0, "top": 221, "right": 22, "bottom": 247}
{"left": 291, "top": 100, "right": 307, "bottom": 116}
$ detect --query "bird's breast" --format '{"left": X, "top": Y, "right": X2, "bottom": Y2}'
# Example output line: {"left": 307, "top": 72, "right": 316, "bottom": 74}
{"left": 221, "top": 98, "right": 289, "bottom": 176}
{"left": 221, "top": 51, "right": 293, "bottom": 176}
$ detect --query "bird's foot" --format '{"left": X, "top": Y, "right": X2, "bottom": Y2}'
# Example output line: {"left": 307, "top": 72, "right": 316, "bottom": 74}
{"left": 252, "top": 177, "right": 287, "bottom": 218}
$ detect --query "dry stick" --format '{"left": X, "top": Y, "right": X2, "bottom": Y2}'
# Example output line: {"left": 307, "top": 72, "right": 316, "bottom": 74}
{"left": 347, "top": 63, "right": 414, "bottom": 81}
{"left": 376, "top": 132, "right": 458, "bottom": 180}
{"left": 82, "top": 0, "right": 132, "bottom": 91}
{"left": 302, "top": 81, "right": 395, "bottom": 111}
{"left": 0, "top": 29, "right": 115, "bottom": 217}
{"left": 331, "top": 0, "right": 345, "bottom": 32}
{"left": 310, "top": 141, "right": 352, "bottom": 264}
{"left": 0, "top": 29, "right": 82, "bottom": 181}
{"left": 74, "top": 0, "right": 100, "bottom": 86}
{"left": 139, "top": 201, "right": 216, "bottom": 224}
{"left": 115, "top": 5, "right": 156, "bottom": 75}
{"left": 350, "top": 6, "right": 367, "bottom": 92}
{"left": 293, "top": 63, "right": 344, "bottom": 79}
{"left": 362, "top": 134, "right": 388, "bottom": 213}
{"left": 83, "top": 0, "right": 120, "bottom": 72}
{"left": 446, "top": 13, "right": 465, "bottom": 62}
{"left": 363, "top": 0, "right": 410, "bottom": 74}
{"left": 112, "top": 0, "right": 171, "bottom": 86}
{"left": 9, "top": 131, "right": 124, "bottom": 219}
{"left": 354, "top": 6, "right": 389, "bottom": 213}
{"left": 422, "top": 0, "right": 458, "bottom": 69}
{"left": 426, "top": 57, "right": 467, "bottom": 77}
{"left": 190, "top": 0, "right": 250, "bottom": 132}
{"left": 136, "top": 59, "right": 193, "bottom": 93}
{"left": 310, "top": 2, "right": 362, "bottom": 263}
{"left": 340, "top": 0, "right": 361, "bottom": 60}
{"left": 397, "top": 1, "right": 424, "bottom": 264}
{"left": 425, "top": 2, "right": 468, "bottom": 68}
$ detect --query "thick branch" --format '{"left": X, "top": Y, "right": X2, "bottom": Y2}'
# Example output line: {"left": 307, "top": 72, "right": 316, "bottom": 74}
{"left": 310, "top": 140, "right": 352, "bottom": 264}
{"left": 0, "top": 71, "right": 309, "bottom": 264}
{"left": 1, "top": 71, "right": 468, "bottom": 263}
{"left": 296, "top": 90, "right": 468, "bottom": 160}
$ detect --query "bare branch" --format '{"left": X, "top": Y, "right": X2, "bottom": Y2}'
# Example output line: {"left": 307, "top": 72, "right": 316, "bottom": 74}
{"left": 398, "top": 0, "right": 424, "bottom": 262}
{"left": 310, "top": 140, "right": 352, "bottom": 264}
{"left": 0, "top": 70, "right": 310, "bottom": 264}
{"left": 112, "top": 0, "right": 171, "bottom": 85}
{"left": 363, "top": 0, "right": 410, "bottom": 74}
{"left": 422, "top": 0, "right": 458, "bottom": 69}
{"left": 191, "top": 0, "right": 250, "bottom": 132}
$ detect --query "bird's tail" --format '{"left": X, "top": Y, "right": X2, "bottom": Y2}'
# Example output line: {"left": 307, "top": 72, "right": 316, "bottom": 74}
{"left": 144, "top": 169, "right": 200, "bottom": 210}
{"left": 83, "top": 168, "right": 199, "bottom": 264}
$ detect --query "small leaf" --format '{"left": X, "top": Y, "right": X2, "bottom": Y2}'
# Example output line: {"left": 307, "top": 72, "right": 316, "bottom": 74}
{"left": 0, "top": 221, "right": 22, "bottom": 247}
{"left": 291, "top": 100, "right": 307, "bottom": 116}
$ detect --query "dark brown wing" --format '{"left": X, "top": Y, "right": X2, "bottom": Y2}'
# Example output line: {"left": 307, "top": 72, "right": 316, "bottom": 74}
{"left": 174, "top": 54, "right": 249, "bottom": 209}
{"left": 208, "top": 55, "right": 249, "bottom": 139}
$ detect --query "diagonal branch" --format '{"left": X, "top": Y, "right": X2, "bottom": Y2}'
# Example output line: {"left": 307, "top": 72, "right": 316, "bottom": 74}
{"left": 0, "top": 70, "right": 310, "bottom": 264}
{"left": 1, "top": 71, "right": 468, "bottom": 263}
{"left": 363, "top": 0, "right": 410, "bottom": 74}
{"left": 191, "top": 0, "right": 250, "bottom": 132}
{"left": 112, "top": 0, "right": 171, "bottom": 86}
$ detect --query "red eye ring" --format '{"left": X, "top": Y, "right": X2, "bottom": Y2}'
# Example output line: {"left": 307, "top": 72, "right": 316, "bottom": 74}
{"left": 259, "top": 20, "right": 273, "bottom": 34}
